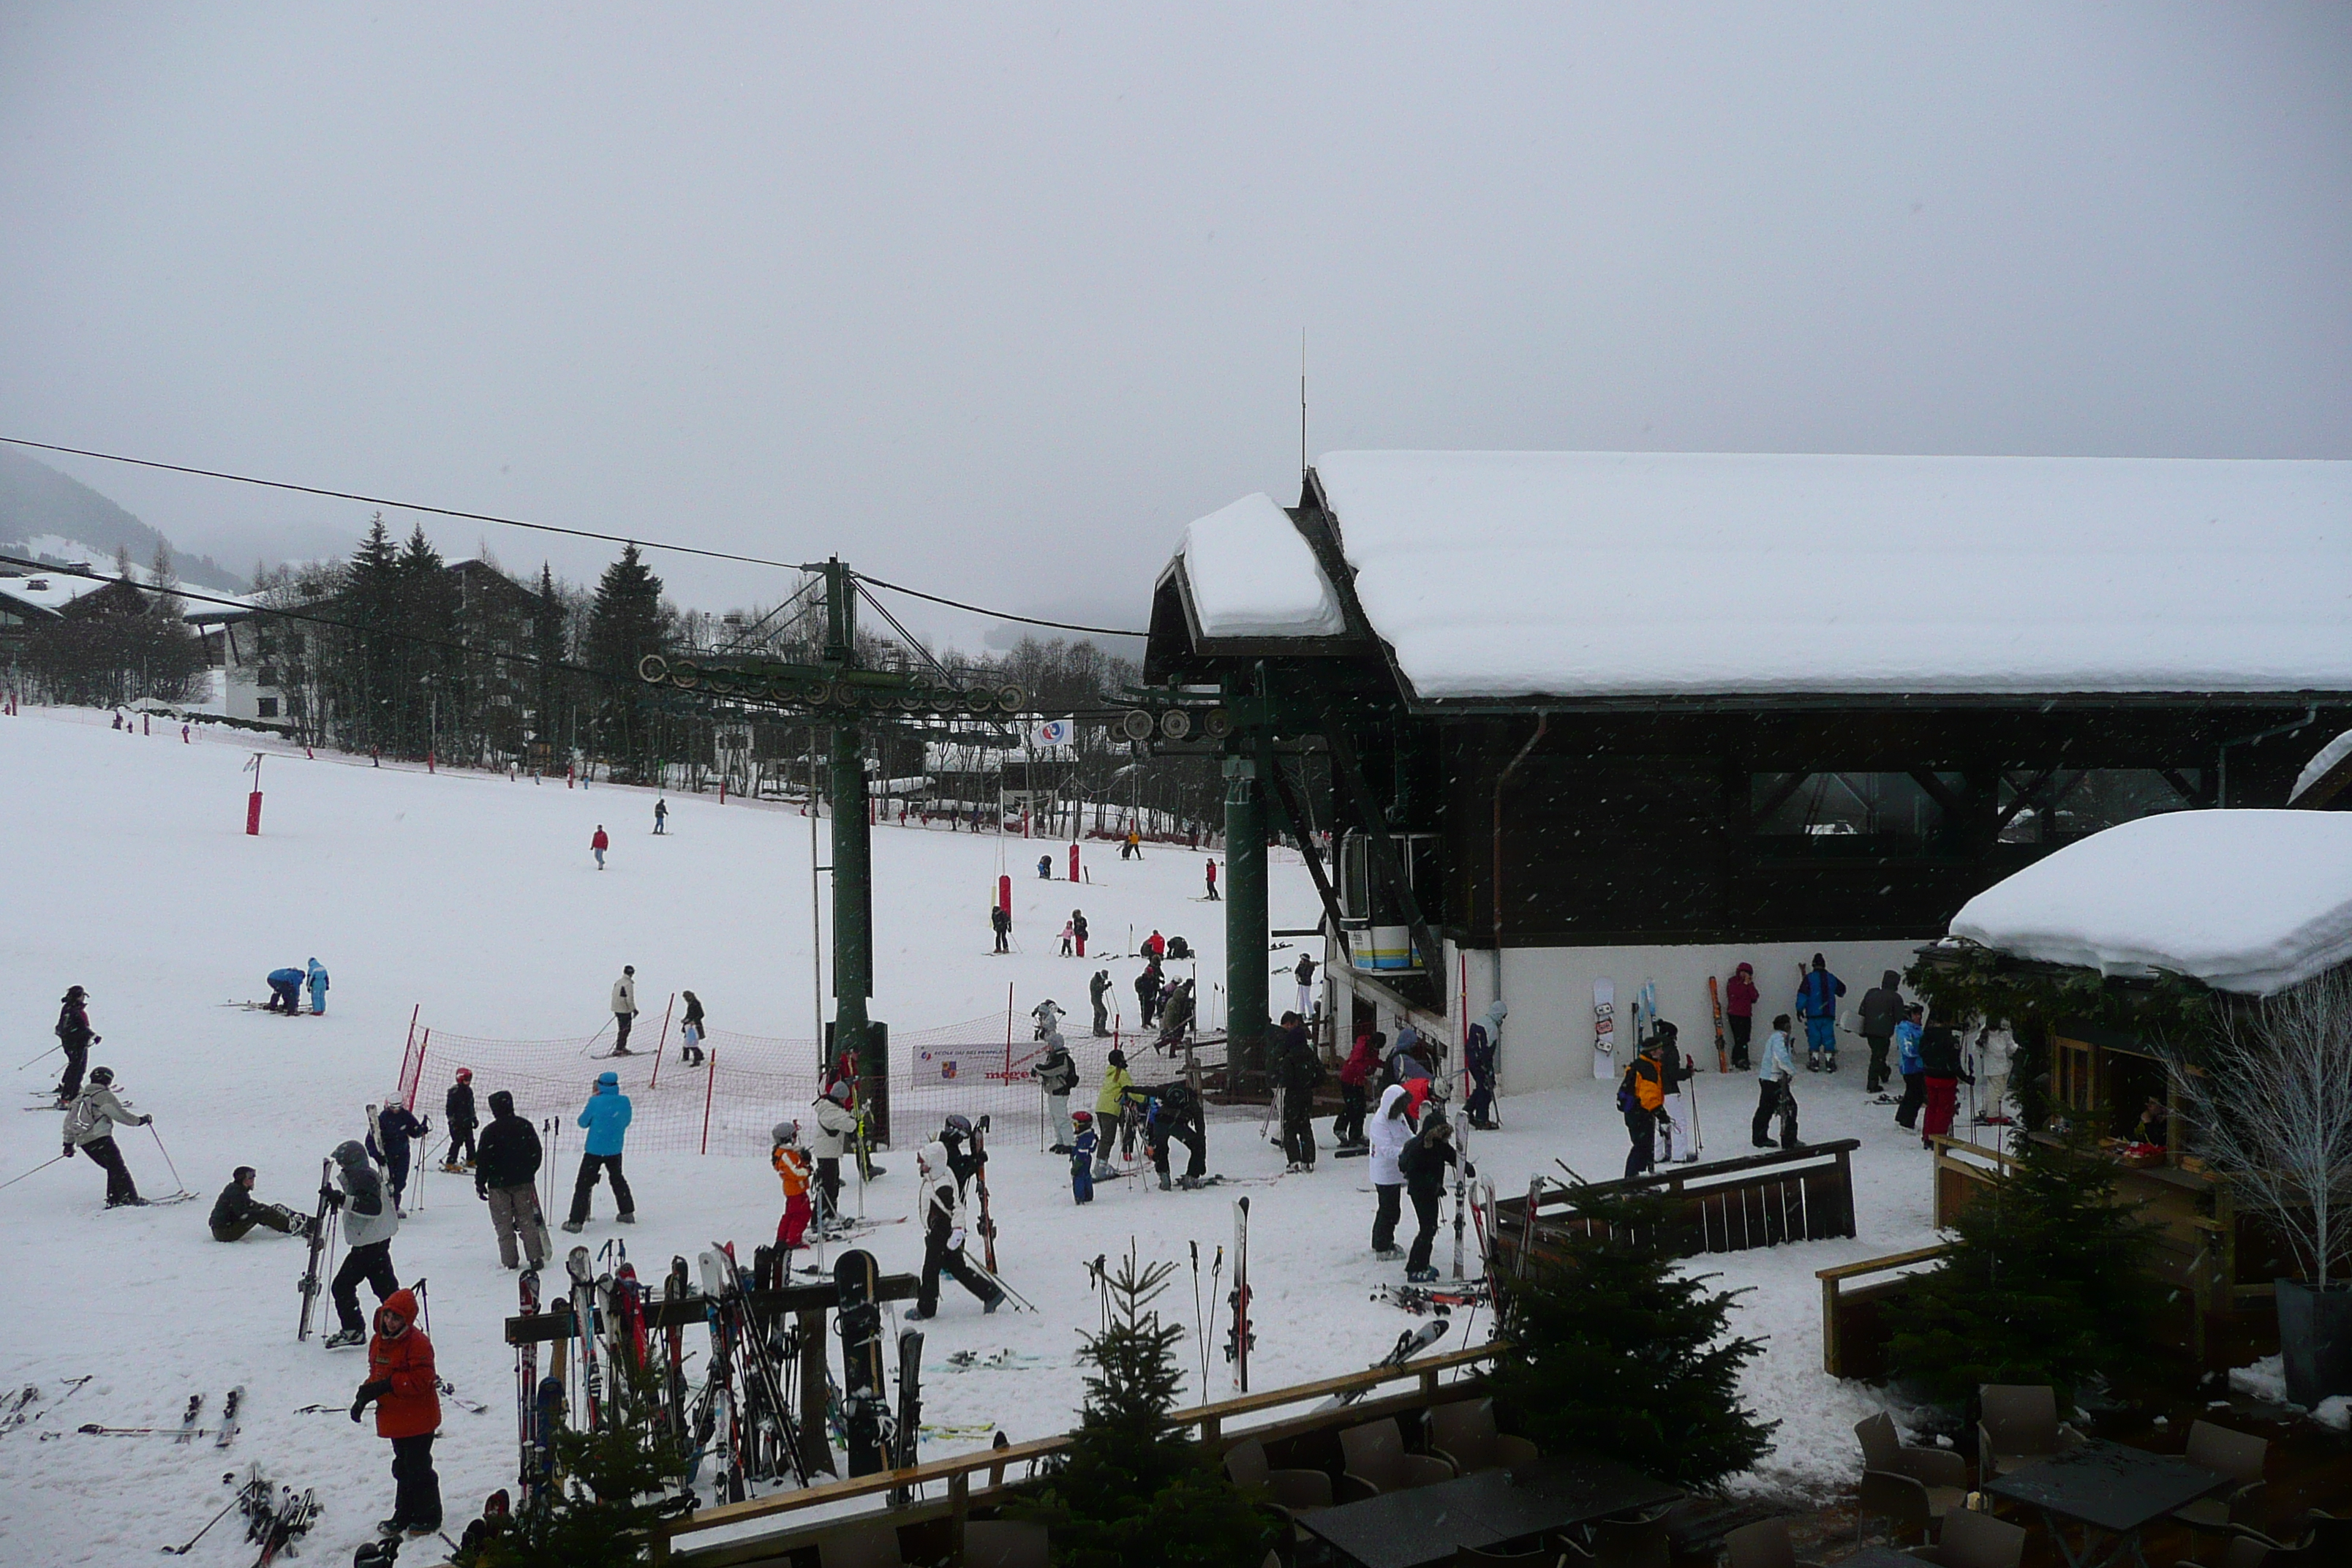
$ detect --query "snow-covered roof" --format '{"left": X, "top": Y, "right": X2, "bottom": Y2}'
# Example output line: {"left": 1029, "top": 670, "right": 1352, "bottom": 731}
{"left": 1275, "top": 450, "right": 2352, "bottom": 701}
{"left": 1175, "top": 492, "right": 1347, "bottom": 641}
{"left": 0, "top": 570, "right": 109, "bottom": 613}
{"left": 1948, "top": 810, "right": 2352, "bottom": 995}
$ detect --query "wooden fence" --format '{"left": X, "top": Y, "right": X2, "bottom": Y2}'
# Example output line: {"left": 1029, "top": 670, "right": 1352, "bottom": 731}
{"left": 1493, "top": 1140, "right": 1860, "bottom": 1271}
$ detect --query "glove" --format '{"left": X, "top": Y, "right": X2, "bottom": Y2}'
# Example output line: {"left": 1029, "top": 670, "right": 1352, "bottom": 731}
{"left": 948, "top": 1227, "right": 965, "bottom": 1251}
{"left": 140, "top": 1115, "right": 154, "bottom": 1126}
{"left": 475, "top": 1182, "right": 489, "bottom": 1201}
{"left": 349, "top": 1396, "right": 367, "bottom": 1422}
{"left": 61, "top": 1144, "right": 74, "bottom": 1160}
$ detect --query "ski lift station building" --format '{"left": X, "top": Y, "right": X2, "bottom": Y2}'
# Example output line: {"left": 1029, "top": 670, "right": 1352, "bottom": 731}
{"left": 1142, "top": 451, "right": 2352, "bottom": 1093}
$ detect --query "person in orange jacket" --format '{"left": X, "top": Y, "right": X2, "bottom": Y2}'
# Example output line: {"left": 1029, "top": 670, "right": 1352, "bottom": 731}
{"left": 1621, "top": 1038, "right": 1666, "bottom": 1180}
{"left": 350, "top": 1286, "right": 442, "bottom": 1539}
{"left": 772, "top": 1120, "right": 813, "bottom": 1250}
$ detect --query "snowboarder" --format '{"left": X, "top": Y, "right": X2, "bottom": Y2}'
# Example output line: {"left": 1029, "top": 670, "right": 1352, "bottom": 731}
{"left": 51, "top": 984, "right": 94, "bottom": 1104}
{"left": 1975, "top": 1018, "right": 2015, "bottom": 1126}
{"left": 1334, "top": 1029, "right": 1382, "bottom": 1148}
{"left": 679, "top": 990, "right": 706, "bottom": 1066}
{"left": 1367, "top": 1084, "right": 1415, "bottom": 1260}
{"left": 306, "top": 957, "right": 330, "bottom": 1017}
{"left": 1031, "top": 1033, "right": 1079, "bottom": 1151}
{"left": 1071, "top": 909, "right": 1088, "bottom": 957}
{"left": 1088, "top": 968, "right": 1112, "bottom": 1036}
{"left": 369, "top": 1097, "right": 429, "bottom": 1215}
{"left": 1068, "top": 1110, "right": 1096, "bottom": 1204}
{"left": 562, "top": 1071, "right": 635, "bottom": 1231}
{"left": 1858, "top": 970, "right": 1904, "bottom": 1095}
{"left": 473, "top": 1090, "right": 547, "bottom": 1270}
{"left": 1134, "top": 957, "right": 1162, "bottom": 1028}
{"left": 1092, "top": 1049, "right": 1134, "bottom": 1178}
{"left": 1131, "top": 1079, "right": 1207, "bottom": 1190}
{"left": 810, "top": 1080, "right": 859, "bottom": 1231}
{"left": 1293, "top": 952, "right": 1318, "bottom": 1019}
{"left": 1621, "top": 1038, "right": 1665, "bottom": 1180}
{"left": 609, "top": 965, "right": 639, "bottom": 1054}
{"left": 62, "top": 1066, "right": 150, "bottom": 1207}
{"left": 653, "top": 799, "right": 668, "bottom": 835}
{"left": 590, "top": 824, "right": 609, "bottom": 870}
{"left": 1918, "top": 1022, "right": 1970, "bottom": 1149}
{"left": 266, "top": 966, "right": 306, "bottom": 1014}
{"left": 991, "top": 902, "right": 1011, "bottom": 954}
{"left": 442, "top": 1069, "right": 477, "bottom": 1171}
{"left": 1797, "top": 953, "right": 1847, "bottom": 1072}
{"left": 1275, "top": 1013, "right": 1323, "bottom": 1172}
{"left": 1893, "top": 1004, "right": 1927, "bottom": 1128}
{"left": 1398, "top": 1115, "right": 1459, "bottom": 1283}
{"left": 1204, "top": 859, "right": 1218, "bottom": 900}
{"left": 906, "top": 1142, "right": 1002, "bottom": 1319}
{"left": 208, "top": 1165, "right": 313, "bottom": 1242}
{"left": 348, "top": 1286, "right": 442, "bottom": 1540}
{"left": 1724, "top": 962, "right": 1759, "bottom": 1071}
{"left": 771, "top": 1121, "right": 813, "bottom": 1250}
{"left": 1750, "top": 1015, "right": 1800, "bottom": 1150}
{"left": 325, "top": 1139, "right": 401, "bottom": 1347}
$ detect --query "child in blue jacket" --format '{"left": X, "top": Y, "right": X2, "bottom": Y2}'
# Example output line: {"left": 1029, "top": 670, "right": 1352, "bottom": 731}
{"left": 1068, "top": 1111, "right": 1096, "bottom": 1205}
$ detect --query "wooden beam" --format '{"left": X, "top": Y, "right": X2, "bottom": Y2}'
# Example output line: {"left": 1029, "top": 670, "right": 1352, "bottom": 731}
{"left": 1260, "top": 740, "right": 1351, "bottom": 964}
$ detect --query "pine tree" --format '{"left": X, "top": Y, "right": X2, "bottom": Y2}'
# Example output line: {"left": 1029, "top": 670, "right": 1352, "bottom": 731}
{"left": 1488, "top": 1189, "right": 1777, "bottom": 1488}
{"left": 533, "top": 562, "right": 567, "bottom": 764}
{"left": 340, "top": 516, "right": 403, "bottom": 750}
{"left": 473, "top": 1353, "right": 688, "bottom": 1567}
{"left": 1887, "top": 1135, "right": 2153, "bottom": 1406}
{"left": 395, "top": 525, "right": 456, "bottom": 756}
{"left": 1012, "top": 1246, "right": 1273, "bottom": 1567}
{"left": 584, "top": 544, "right": 671, "bottom": 782}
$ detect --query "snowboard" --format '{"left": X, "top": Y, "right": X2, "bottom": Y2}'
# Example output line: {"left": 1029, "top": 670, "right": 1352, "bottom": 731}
{"left": 1591, "top": 979, "right": 1616, "bottom": 1080}
{"left": 890, "top": 1329, "right": 922, "bottom": 1501}
{"left": 834, "top": 1249, "right": 888, "bottom": 1477}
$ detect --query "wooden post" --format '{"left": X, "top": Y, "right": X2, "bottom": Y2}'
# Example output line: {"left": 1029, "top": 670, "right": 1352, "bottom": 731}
{"left": 799, "top": 1308, "right": 835, "bottom": 1476}
{"left": 1820, "top": 1274, "right": 1842, "bottom": 1376}
{"left": 947, "top": 1471, "right": 970, "bottom": 1565}
{"left": 649, "top": 992, "right": 676, "bottom": 1090}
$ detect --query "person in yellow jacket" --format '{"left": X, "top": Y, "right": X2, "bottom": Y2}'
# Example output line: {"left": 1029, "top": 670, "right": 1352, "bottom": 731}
{"left": 771, "top": 1120, "right": 812, "bottom": 1249}
{"left": 1621, "top": 1039, "right": 1666, "bottom": 1180}
{"left": 1092, "top": 1049, "right": 1134, "bottom": 1180}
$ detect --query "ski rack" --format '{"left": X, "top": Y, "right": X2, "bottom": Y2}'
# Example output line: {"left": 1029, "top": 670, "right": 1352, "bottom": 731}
{"left": 502, "top": 1274, "right": 921, "bottom": 1343}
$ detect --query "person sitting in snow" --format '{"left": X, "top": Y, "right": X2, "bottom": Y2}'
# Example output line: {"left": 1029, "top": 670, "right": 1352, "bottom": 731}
{"left": 209, "top": 1165, "right": 314, "bottom": 1242}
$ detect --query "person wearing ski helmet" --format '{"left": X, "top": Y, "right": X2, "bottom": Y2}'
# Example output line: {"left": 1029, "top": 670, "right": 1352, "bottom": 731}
{"left": 325, "top": 1139, "right": 401, "bottom": 1346}
{"left": 906, "top": 1142, "right": 1002, "bottom": 1319}
{"left": 1093, "top": 1049, "right": 1134, "bottom": 1178}
{"left": 562, "top": 1070, "right": 634, "bottom": 1232}
{"left": 472, "top": 1090, "right": 546, "bottom": 1270}
{"left": 810, "top": 1079, "right": 859, "bottom": 1231}
{"left": 348, "top": 1285, "right": 442, "bottom": 1539}
{"left": 771, "top": 1120, "right": 813, "bottom": 1249}
{"left": 52, "top": 984, "right": 96, "bottom": 1104}
{"left": 62, "top": 1065, "right": 149, "bottom": 1207}
{"left": 1068, "top": 1110, "right": 1096, "bottom": 1205}
{"left": 442, "top": 1069, "right": 478, "bottom": 1172}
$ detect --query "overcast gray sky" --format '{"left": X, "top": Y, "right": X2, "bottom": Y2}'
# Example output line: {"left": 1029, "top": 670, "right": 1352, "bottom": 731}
{"left": 3, "top": 4, "right": 2346, "bottom": 642}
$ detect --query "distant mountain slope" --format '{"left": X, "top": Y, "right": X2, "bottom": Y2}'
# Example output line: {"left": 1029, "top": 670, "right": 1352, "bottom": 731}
{"left": 0, "top": 446, "right": 246, "bottom": 592}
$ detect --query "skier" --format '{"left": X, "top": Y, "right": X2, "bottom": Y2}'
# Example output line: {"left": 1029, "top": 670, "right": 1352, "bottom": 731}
{"left": 1091, "top": 1049, "right": 1134, "bottom": 1179}
{"left": 810, "top": 1080, "right": 859, "bottom": 1231}
{"left": 1796, "top": 953, "right": 1847, "bottom": 1072}
{"left": 1398, "top": 1115, "right": 1459, "bottom": 1283}
{"left": 324, "top": 1139, "right": 401, "bottom": 1347}
{"left": 562, "top": 1070, "right": 635, "bottom": 1231}
{"left": 905, "top": 1142, "right": 1002, "bottom": 1319}
{"left": 62, "top": 1067, "right": 149, "bottom": 1207}
{"left": 1275, "top": 1013, "right": 1323, "bottom": 1172}
{"left": 1918, "top": 1022, "right": 1970, "bottom": 1150}
{"left": 347, "top": 1285, "right": 442, "bottom": 1540}
{"left": 1037, "top": 853, "right": 1052, "bottom": 881}
{"left": 1058, "top": 919, "right": 1075, "bottom": 957}
{"left": 1621, "top": 1038, "right": 1665, "bottom": 1180}
{"left": 369, "top": 1097, "right": 429, "bottom": 1216}
{"left": 1749, "top": 1014, "right": 1799, "bottom": 1150}
{"left": 771, "top": 1121, "right": 813, "bottom": 1250}
{"left": 1123, "top": 828, "right": 1139, "bottom": 860}
{"left": 590, "top": 824, "right": 609, "bottom": 870}
{"left": 1892, "top": 1004, "right": 1927, "bottom": 1128}
{"left": 208, "top": 1165, "right": 313, "bottom": 1242}
{"left": 1725, "top": 962, "right": 1760, "bottom": 1071}
{"left": 306, "top": 957, "right": 330, "bottom": 1017}
{"left": 1071, "top": 909, "right": 1088, "bottom": 957}
{"left": 609, "top": 965, "right": 639, "bottom": 1055}
{"left": 1031, "top": 1032, "right": 1079, "bottom": 1152}
{"left": 441, "top": 1069, "right": 478, "bottom": 1172}
{"left": 1088, "top": 969, "right": 1112, "bottom": 1036}
{"left": 679, "top": 990, "right": 706, "bottom": 1066}
{"left": 51, "top": 984, "right": 94, "bottom": 1105}
{"left": 1656, "top": 1020, "right": 1697, "bottom": 1164}
{"left": 1134, "top": 957, "right": 1162, "bottom": 1028}
{"left": 1204, "top": 859, "right": 1218, "bottom": 900}
{"left": 990, "top": 902, "right": 1011, "bottom": 955}
{"left": 266, "top": 966, "right": 306, "bottom": 1014}
{"left": 472, "top": 1090, "right": 547, "bottom": 1270}
{"left": 653, "top": 799, "right": 668, "bottom": 835}
{"left": 1154, "top": 978, "right": 1196, "bottom": 1048}
{"left": 1333, "top": 1029, "right": 1382, "bottom": 1149}
{"left": 1975, "top": 1018, "right": 2016, "bottom": 1126}
{"left": 1293, "top": 952, "right": 1318, "bottom": 1019}
{"left": 1463, "top": 1001, "right": 1504, "bottom": 1129}
{"left": 1030, "top": 998, "right": 1065, "bottom": 1039}
{"left": 1367, "top": 1083, "right": 1414, "bottom": 1261}
{"left": 1131, "top": 1079, "right": 1207, "bottom": 1190}
{"left": 1858, "top": 970, "right": 1904, "bottom": 1096}
{"left": 1068, "top": 1110, "right": 1096, "bottom": 1204}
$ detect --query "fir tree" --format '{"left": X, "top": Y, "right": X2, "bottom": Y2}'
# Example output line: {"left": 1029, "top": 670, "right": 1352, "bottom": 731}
{"left": 533, "top": 562, "right": 567, "bottom": 761}
{"left": 1887, "top": 1135, "right": 2152, "bottom": 1406}
{"left": 342, "top": 516, "right": 403, "bottom": 750}
{"left": 1012, "top": 1246, "right": 1272, "bottom": 1567}
{"left": 584, "top": 544, "right": 671, "bottom": 781}
{"left": 474, "top": 1353, "right": 689, "bottom": 1567}
{"left": 1488, "top": 1189, "right": 1776, "bottom": 1489}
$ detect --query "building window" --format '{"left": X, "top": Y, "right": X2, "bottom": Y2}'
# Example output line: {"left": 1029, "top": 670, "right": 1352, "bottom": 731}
{"left": 1750, "top": 772, "right": 1964, "bottom": 853}
{"left": 1997, "top": 769, "right": 2201, "bottom": 844}
{"left": 257, "top": 697, "right": 279, "bottom": 719}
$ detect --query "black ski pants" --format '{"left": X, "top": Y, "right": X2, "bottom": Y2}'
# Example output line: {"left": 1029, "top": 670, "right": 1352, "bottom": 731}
{"left": 568, "top": 1153, "right": 634, "bottom": 1224}
{"left": 1148, "top": 1123, "right": 1205, "bottom": 1183}
{"left": 390, "top": 1432, "right": 442, "bottom": 1531}
{"left": 383, "top": 1145, "right": 411, "bottom": 1209}
{"left": 1896, "top": 1071, "right": 1926, "bottom": 1130}
{"left": 1333, "top": 1082, "right": 1368, "bottom": 1146}
{"left": 1751, "top": 1081, "right": 1799, "bottom": 1150}
{"left": 1372, "top": 1183, "right": 1403, "bottom": 1254}
{"left": 446, "top": 1119, "right": 477, "bottom": 1166}
{"left": 1406, "top": 1186, "right": 1443, "bottom": 1273}
{"left": 815, "top": 1156, "right": 842, "bottom": 1226}
{"left": 80, "top": 1134, "right": 139, "bottom": 1205}
{"left": 1728, "top": 1015, "right": 1753, "bottom": 1069}
{"left": 917, "top": 1213, "right": 996, "bottom": 1314}
{"left": 333, "top": 1239, "right": 399, "bottom": 1333}
{"left": 1466, "top": 1070, "right": 1496, "bottom": 1128}
{"left": 613, "top": 1012, "right": 634, "bottom": 1053}
{"left": 1863, "top": 1033, "right": 1893, "bottom": 1094}
{"left": 1623, "top": 1108, "right": 1656, "bottom": 1180}
{"left": 56, "top": 1041, "right": 88, "bottom": 1101}
{"left": 1280, "top": 1096, "right": 1317, "bottom": 1168}
{"left": 211, "top": 1203, "right": 300, "bottom": 1243}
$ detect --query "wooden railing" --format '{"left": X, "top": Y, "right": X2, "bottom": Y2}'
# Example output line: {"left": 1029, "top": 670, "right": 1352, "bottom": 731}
{"left": 1493, "top": 1140, "right": 1860, "bottom": 1269}
{"left": 651, "top": 1340, "right": 1501, "bottom": 1566}
{"left": 1815, "top": 1245, "right": 1953, "bottom": 1378}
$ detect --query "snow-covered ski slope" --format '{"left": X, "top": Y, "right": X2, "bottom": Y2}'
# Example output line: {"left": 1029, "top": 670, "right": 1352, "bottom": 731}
{"left": 1, "top": 706, "right": 1952, "bottom": 1562}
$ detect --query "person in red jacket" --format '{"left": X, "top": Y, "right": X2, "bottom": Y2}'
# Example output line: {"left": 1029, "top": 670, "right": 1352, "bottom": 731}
{"left": 1332, "top": 1030, "right": 1382, "bottom": 1149}
{"left": 1724, "top": 962, "right": 1760, "bottom": 1070}
{"left": 590, "top": 824, "right": 610, "bottom": 870}
{"left": 350, "top": 1286, "right": 442, "bottom": 1539}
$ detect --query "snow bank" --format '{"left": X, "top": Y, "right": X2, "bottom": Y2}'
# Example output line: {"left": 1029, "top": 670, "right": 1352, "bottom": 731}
{"left": 1177, "top": 492, "right": 1346, "bottom": 639}
{"left": 2228, "top": 1354, "right": 2352, "bottom": 1430}
{"left": 1948, "top": 810, "right": 2352, "bottom": 995}
{"left": 1305, "top": 451, "right": 2352, "bottom": 701}
{"left": 2291, "top": 729, "right": 2352, "bottom": 804}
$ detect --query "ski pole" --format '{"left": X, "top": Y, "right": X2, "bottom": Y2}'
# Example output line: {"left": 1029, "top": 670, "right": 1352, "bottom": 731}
{"left": 147, "top": 1122, "right": 189, "bottom": 1194}
{"left": 0, "top": 1152, "right": 68, "bottom": 1191}
{"left": 13, "top": 1043, "right": 59, "bottom": 1073}
{"left": 163, "top": 1479, "right": 241, "bottom": 1555}
{"left": 1190, "top": 1240, "right": 1207, "bottom": 1392}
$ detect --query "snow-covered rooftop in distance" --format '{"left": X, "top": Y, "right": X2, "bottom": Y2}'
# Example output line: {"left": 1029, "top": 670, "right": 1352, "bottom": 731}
{"left": 1304, "top": 451, "right": 2352, "bottom": 701}
{"left": 1176, "top": 492, "right": 1346, "bottom": 640}
{"left": 1948, "top": 810, "right": 2352, "bottom": 995}
{"left": 0, "top": 569, "right": 109, "bottom": 612}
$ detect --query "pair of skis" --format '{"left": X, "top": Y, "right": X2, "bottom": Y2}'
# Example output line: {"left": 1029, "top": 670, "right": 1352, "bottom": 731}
{"left": 295, "top": 1158, "right": 339, "bottom": 1341}
{"left": 78, "top": 1385, "right": 241, "bottom": 1444}
{"left": 834, "top": 1248, "right": 923, "bottom": 1487}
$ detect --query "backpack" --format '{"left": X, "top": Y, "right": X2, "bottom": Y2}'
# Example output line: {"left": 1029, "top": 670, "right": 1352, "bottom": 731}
{"left": 1616, "top": 1063, "right": 1640, "bottom": 1115}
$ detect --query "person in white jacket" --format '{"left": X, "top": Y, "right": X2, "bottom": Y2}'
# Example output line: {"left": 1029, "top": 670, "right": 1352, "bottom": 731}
{"left": 1975, "top": 1020, "right": 2016, "bottom": 1126}
{"left": 907, "top": 1141, "right": 1001, "bottom": 1319}
{"left": 610, "top": 966, "right": 639, "bottom": 1055}
{"left": 1366, "top": 1084, "right": 1416, "bottom": 1262}
{"left": 808, "top": 1082, "right": 859, "bottom": 1231}
{"left": 63, "top": 1066, "right": 151, "bottom": 1207}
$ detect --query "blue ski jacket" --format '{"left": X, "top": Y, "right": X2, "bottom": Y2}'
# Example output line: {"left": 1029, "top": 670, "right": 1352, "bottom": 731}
{"left": 578, "top": 1072, "right": 633, "bottom": 1156}
{"left": 306, "top": 959, "right": 329, "bottom": 1001}
{"left": 1895, "top": 1019, "right": 1924, "bottom": 1076}
{"left": 1797, "top": 968, "right": 1845, "bottom": 1019}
